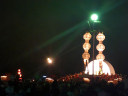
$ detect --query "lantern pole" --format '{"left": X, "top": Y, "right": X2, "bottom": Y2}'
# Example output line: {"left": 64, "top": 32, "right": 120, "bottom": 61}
{"left": 89, "top": 13, "right": 100, "bottom": 75}
{"left": 92, "top": 30, "right": 95, "bottom": 75}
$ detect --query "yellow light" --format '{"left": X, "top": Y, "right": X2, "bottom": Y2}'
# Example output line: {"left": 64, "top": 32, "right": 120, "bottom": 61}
{"left": 83, "top": 78, "right": 90, "bottom": 83}
{"left": 108, "top": 80, "right": 113, "bottom": 83}
{"left": 1, "top": 76, "right": 7, "bottom": 81}
{"left": 47, "top": 58, "right": 53, "bottom": 64}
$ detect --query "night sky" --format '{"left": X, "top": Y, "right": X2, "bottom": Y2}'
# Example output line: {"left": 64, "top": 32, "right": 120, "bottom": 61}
{"left": 1, "top": 0, "right": 128, "bottom": 78}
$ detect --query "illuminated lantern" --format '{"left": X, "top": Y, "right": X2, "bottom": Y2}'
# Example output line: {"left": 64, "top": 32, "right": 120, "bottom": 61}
{"left": 96, "top": 33, "right": 105, "bottom": 42}
{"left": 83, "top": 32, "right": 92, "bottom": 41}
{"left": 83, "top": 43, "right": 91, "bottom": 52}
{"left": 96, "top": 44, "right": 105, "bottom": 52}
{"left": 96, "top": 54, "right": 105, "bottom": 61}
{"left": 82, "top": 52, "right": 90, "bottom": 60}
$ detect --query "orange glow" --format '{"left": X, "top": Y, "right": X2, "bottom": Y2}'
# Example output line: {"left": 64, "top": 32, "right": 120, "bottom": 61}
{"left": 96, "top": 54, "right": 105, "bottom": 61}
{"left": 1, "top": 76, "right": 7, "bottom": 81}
{"left": 45, "top": 78, "right": 54, "bottom": 83}
{"left": 18, "top": 72, "right": 21, "bottom": 75}
{"left": 108, "top": 80, "right": 113, "bottom": 83}
{"left": 19, "top": 78, "right": 22, "bottom": 80}
{"left": 82, "top": 52, "right": 90, "bottom": 60}
{"left": 83, "top": 78, "right": 90, "bottom": 83}
{"left": 96, "top": 32, "right": 105, "bottom": 41}
{"left": 47, "top": 58, "right": 53, "bottom": 64}
{"left": 83, "top": 32, "right": 92, "bottom": 40}
{"left": 83, "top": 43, "right": 91, "bottom": 52}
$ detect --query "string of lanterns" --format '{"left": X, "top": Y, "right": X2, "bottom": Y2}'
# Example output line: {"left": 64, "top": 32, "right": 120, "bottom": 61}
{"left": 83, "top": 32, "right": 105, "bottom": 75}
{"left": 82, "top": 32, "right": 92, "bottom": 73}
{"left": 96, "top": 32, "right": 105, "bottom": 74}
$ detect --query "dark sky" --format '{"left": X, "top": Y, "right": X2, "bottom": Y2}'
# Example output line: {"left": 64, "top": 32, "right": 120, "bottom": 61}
{"left": 0, "top": 0, "right": 128, "bottom": 78}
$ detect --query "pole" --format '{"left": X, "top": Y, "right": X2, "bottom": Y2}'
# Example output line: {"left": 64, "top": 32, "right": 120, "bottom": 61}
{"left": 92, "top": 30, "right": 95, "bottom": 75}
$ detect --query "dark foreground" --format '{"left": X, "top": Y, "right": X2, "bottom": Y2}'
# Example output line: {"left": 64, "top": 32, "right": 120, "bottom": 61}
{"left": 0, "top": 78, "right": 128, "bottom": 96}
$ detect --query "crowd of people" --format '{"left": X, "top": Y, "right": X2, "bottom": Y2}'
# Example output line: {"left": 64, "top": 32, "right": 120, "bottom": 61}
{"left": 57, "top": 72, "right": 125, "bottom": 83}
{"left": 0, "top": 73, "right": 128, "bottom": 96}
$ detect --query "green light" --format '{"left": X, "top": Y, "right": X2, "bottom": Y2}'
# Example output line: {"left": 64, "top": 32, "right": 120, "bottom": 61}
{"left": 91, "top": 14, "right": 98, "bottom": 21}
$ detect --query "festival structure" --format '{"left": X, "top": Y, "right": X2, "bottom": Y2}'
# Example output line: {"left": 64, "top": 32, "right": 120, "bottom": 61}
{"left": 82, "top": 14, "right": 115, "bottom": 75}
{"left": 83, "top": 32, "right": 115, "bottom": 75}
{"left": 82, "top": 32, "right": 92, "bottom": 74}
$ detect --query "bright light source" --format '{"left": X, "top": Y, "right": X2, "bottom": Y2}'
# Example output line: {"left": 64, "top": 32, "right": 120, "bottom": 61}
{"left": 83, "top": 78, "right": 90, "bottom": 83}
{"left": 85, "top": 60, "right": 115, "bottom": 75}
{"left": 91, "top": 14, "right": 98, "bottom": 21}
{"left": 47, "top": 58, "right": 53, "bottom": 64}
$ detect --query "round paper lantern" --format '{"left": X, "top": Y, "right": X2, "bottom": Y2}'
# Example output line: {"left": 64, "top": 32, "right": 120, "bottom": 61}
{"left": 96, "top": 44, "right": 105, "bottom": 52}
{"left": 83, "top": 32, "right": 92, "bottom": 40}
{"left": 82, "top": 52, "right": 90, "bottom": 60}
{"left": 96, "top": 33, "right": 105, "bottom": 42}
{"left": 96, "top": 54, "right": 105, "bottom": 61}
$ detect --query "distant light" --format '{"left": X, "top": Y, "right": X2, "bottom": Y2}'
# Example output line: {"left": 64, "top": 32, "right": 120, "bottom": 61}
{"left": 47, "top": 58, "right": 53, "bottom": 64}
{"left": 108, "top": 80, "right": 113, "bottom": 83}
{"left": 91, "top": 14, "right": 98, "bottom": 21}
{"left": 1, "top": 76, "right": 7, "bottom": 81}
{"left": 18, "top": 69, "right": 21, "bottom": 72}
{"left": 45, "top": 78, "right": 54, "bottom": 82}
{"left": 19, "top": 78, "right": 22, "bottom": 80}
{"left": 32, "top": 79, "right": 35, "bottom": 82}
{"left": 83, "top": 78, "right": 90, "bottom": 83}
{"left": 43, "top": 75, "right": 47, "bottom": 78}
{"left": 19, "top": 74, "right": 22, "bottom": 77}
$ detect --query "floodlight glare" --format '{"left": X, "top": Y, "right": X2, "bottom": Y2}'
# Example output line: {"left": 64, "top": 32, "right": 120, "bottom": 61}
{"left": 91, "top": 14, "right": 98, "bottom": 21}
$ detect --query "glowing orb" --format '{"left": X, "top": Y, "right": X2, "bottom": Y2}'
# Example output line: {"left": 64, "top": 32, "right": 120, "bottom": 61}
{"left": 91, "top": 14, "right": 98, "bottom": 21}
{"left": 47, "top": 58, "right": 53, "bottom": 64}
{"left": 85, "top": 60, "right": 115, "bottom": 75}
